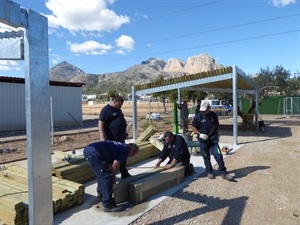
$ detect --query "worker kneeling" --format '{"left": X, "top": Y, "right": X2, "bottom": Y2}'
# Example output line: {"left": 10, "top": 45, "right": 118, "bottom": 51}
{"left": 155, "top": 131, "right": 194, "bottom": 176}
{"left": 83, "top": 141, "right": 139, "bottom": 212}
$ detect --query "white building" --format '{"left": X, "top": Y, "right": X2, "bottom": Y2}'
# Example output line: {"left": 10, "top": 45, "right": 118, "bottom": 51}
{"left": 0, "top": 76, "right": 84, "bottom": 132}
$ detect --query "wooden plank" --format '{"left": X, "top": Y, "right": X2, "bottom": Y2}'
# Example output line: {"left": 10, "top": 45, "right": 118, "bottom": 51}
{"left": 135, "top": 125, "right": 156, "bottom": 142}
{"left": 0, "top": 165, "right": 85, "bottom": 218}
{"left": 149, "top": 137, "right": 164, "bottom": 151}
{"left": 129, "top": 166, "right": 185, "bottom": 204}
{"left": 114, "top": 167, "right": 165, "bottom": 204}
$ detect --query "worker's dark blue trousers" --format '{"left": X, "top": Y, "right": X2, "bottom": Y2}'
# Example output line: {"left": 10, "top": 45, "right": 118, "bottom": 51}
{"left": 84, "top": 147, "right": 113, "bottom": 207}
{"left": 199, "top": 139, "right": 227, "bottom": 174}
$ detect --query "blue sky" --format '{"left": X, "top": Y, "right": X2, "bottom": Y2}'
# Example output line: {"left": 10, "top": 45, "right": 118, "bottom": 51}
{"left": 0, "top": 0, "right": 299, "bottom": 78}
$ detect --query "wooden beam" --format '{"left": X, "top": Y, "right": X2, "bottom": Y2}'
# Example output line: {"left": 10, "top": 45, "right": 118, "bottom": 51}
{"left": 129, "top": 166, "right": 185, "bottom": 204}
{"left": 149, "top": 137, "right": 164, "bottom": 151}
{"left": 114, "top": 167, "right": 165, "bottom": 204}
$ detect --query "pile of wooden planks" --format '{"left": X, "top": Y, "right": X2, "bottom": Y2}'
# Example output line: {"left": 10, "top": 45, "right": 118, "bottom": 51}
{"left": 51, "top": 124, "right": 161, "bottom": 183}
{"left": 135, "top": 124, "right": 157, "bottom": 143}
{"left": 114, "top": 166, "right": 185, "bottom": 204}
{"left": 0, "top": 165, "right": 84, "bottom": 225}
{"left": 127, "top": 141, "right": 161, "bottom": 166}
{"left": 52, "top": 157, "right": 95, "bottom": 184}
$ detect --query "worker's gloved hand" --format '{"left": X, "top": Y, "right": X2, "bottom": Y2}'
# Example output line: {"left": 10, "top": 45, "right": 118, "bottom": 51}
{"left": 199, "top": 133, "right": 209, "bottom": 140}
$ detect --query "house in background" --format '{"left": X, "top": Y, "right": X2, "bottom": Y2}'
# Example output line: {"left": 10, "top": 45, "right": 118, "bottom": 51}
{"left": 0, "top": 76, "right": 84, "bottom": 132}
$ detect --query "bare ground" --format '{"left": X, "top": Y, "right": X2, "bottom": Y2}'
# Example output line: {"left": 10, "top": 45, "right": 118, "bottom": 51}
{"left": 0, "top": 102, "right": 174, "bottom": 163}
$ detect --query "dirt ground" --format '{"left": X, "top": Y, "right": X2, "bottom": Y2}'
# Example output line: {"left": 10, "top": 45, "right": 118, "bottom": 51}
{"left": 0, "top": 102, "right": 176, "bottom": 164}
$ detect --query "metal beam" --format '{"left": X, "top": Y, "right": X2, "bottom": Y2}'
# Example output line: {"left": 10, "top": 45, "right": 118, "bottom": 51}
{"left": 232, "top": 66, "right": 238, "bottom": 146}
{"left": 0, "top": 1, "right": 53, "bottom": 224}
{"left": 0, "top": 0, "right": 22, "bottom": 28}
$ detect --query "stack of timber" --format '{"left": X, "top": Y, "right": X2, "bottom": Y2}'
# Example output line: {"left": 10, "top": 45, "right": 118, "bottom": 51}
{"left": 130, "top": 166, "right": 185, "bottom": 204}
{"left": 114, "top": 166, "right": 185, "bottom": 205}
{"left": 114, "top": 167, "right": 165, "bottom": 204}
{"left": 51, "top": 156, "right": 95, "bottom": 184}
{"left": 135, "top": 125, "right": 157, "bottom": 143}
{"left": 127, "top": 141, "right": 161, "bottom": 166}
{"left": 51, "top": 125, "right": 160, "bottom": 184}
{"left": 0, "top": 165, "right": 84, "bottom": 225}
{"left": 149, "top": 136, "right": 164, "bottom": 151}
{"left": 127, "top": 124, "right": 161, "bottom": 166}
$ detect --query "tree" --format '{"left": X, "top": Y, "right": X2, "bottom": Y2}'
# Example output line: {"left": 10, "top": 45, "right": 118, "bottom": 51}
{"left": 286, "top": 76, "right": 300, "bottom": 96}
{"left": 273, "top": 65, "right": 290, "bottom": 95}
{"left": 151, "top": 75, "right": 172, "bottom": 113}
{"left": 107, "top": 89, "right": 119, "bottom": 100}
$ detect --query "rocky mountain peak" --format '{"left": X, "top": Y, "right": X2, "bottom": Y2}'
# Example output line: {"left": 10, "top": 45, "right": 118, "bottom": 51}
{"left": 49, "top": 53, "right": 224, "bottom": 92}
{"left": 184, "top": 53, "right": 222, "bottom": 74}
{"left": 141, "top": 57, "right": 166, "bottom": 70}
{"left": 50, "top": 61, "right": 86, "bottom": 81}
{"left": 163, "top": 58, "right": 185, "bottom": 74}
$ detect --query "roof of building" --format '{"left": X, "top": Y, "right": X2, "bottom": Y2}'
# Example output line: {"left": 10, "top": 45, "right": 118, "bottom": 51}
{"left": 134, "top": 66, "right": 257, "bottom": 95}
{"left": 0, "top": 76, "right": 85, "bottom": 87}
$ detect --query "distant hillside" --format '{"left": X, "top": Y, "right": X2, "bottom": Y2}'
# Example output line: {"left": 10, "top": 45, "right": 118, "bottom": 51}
{"left": 49, "top": 53, "right": 224, "bottom": 93}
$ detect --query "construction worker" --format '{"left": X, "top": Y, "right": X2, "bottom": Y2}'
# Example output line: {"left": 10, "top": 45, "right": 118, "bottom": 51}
{"left": 98, "top": 95, "right": 132, "bottom": 179}
{"left": 177, "top": 101, "right": 189, "bottom": 133}
{"left": 155, "top": 131, "right": 194, "bottom": 176}
{"left": 83, "top": 141, "right": 139, "bottom": 212}
{"left": 191, "top": 100, "right": 233, "bottom": 181}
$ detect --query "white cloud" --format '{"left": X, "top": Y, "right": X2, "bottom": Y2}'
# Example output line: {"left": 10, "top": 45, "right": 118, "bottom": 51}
{"left": 272, "top": 0, "right": 296, "bottom": 7}
{"left": 45, "top": 0, "right": 130, "bottom": 33}
{"left": 48, "top": 28, "right": 64, "bottom": 37}
{"left": 0, "top": 60, "right": 20, "bottom": 71}
{"left": 134, "top": 12, "right": 148, "bottom": 19}
{"left": 115, "top": 35, "right": 135, "bottom": 53}
{"left": 115, "top": 49, "right": 126, "bottom": 55}
{"left": 67, "top": 40, "right": 113, "bottom": 55}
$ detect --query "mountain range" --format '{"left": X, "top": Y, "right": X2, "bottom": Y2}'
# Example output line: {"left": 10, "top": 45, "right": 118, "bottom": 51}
{"left": 49, "top": 53, "right": 224, "bottom": 93}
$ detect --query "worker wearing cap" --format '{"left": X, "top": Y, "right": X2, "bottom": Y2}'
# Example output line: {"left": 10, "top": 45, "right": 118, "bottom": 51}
{"left": 191, "top": 100, "right": 233, "bottom": 181}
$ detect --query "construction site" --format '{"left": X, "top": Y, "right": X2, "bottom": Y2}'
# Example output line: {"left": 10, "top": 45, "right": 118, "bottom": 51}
{"left": 1, "top": 1, "right": 299, "bottom": 224}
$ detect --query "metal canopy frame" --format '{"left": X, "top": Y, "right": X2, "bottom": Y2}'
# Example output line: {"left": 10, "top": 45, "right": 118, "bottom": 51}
{"left": 0, "top": 1, "right": 53, "bottom": 224}
{"left": 131, "top": 65, "right": 259, "bottom": 146}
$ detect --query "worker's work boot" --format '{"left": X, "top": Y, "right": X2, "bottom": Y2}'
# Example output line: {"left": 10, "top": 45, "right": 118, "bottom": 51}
{"left": 207, "top": 173, "right": 215, "bottom": 179}
{"left": 97, "top": 193, "right": 103, "bottom": 201}
{"left": 221, "top": 173, "right": 233, "bottom": 181}
{"left": 121, "top": 172, "right": 132, "bottom": 179}
{"left": 187, "top": 163, "right": 195, "bottom": 175}
{"left": 103, "top": 202, "right": 123, "bottom": 212}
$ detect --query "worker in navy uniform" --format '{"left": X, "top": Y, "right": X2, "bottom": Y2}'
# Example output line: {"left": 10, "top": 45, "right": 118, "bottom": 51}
{"left": 195, "top": 99, "right": 201, "bottom": 115}
{"left": 192, "top": 100, "right": 233, "bottom": 181}
{"left": 155, "top": 131, "right": 193, "bottom": 176}
{"left": 83, "top": 141, "right": 139, "bottom": 212}
{"left": 98, "top": 95, "right": 131, "bottom": 179}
